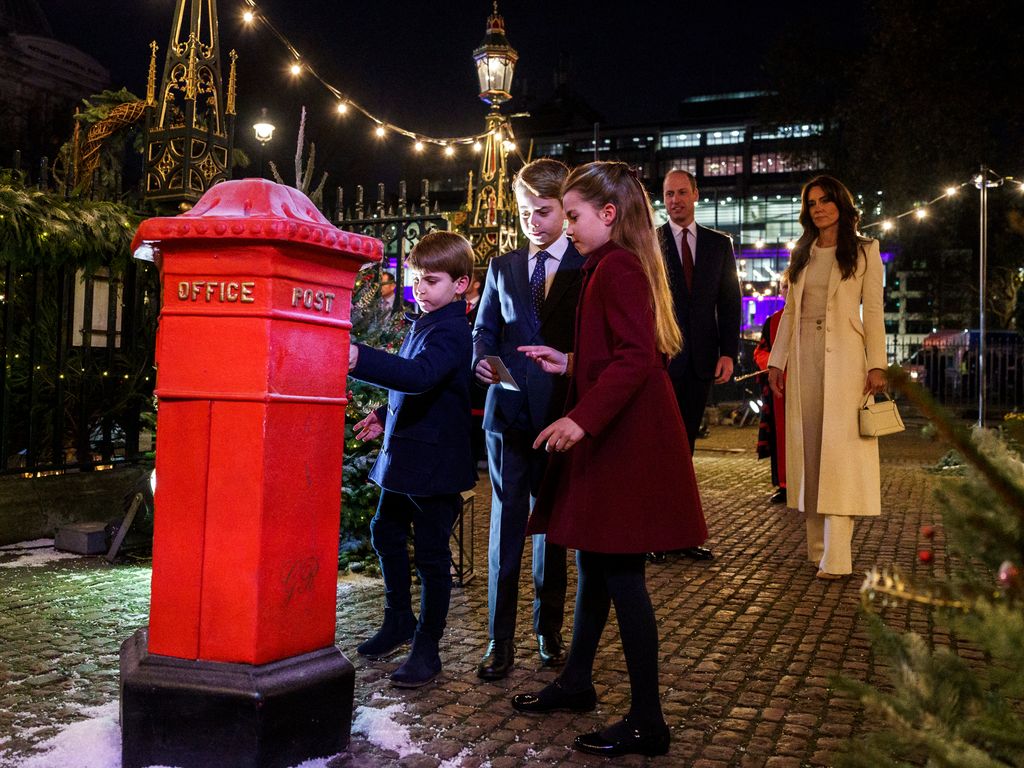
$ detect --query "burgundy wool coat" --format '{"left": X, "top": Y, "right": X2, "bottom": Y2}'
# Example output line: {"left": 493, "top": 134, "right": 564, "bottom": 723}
{"left": 527, "top": 241, "right": 707, "bottom": 554}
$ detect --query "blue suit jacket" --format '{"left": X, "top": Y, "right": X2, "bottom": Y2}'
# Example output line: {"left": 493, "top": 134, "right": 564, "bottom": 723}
{"left": 350, "top": 300, "right": 476, "bottom": 496}
{"left": 472, "top": 241, "right": 585, "bottom": 434}
{"left": 659, "top": 222, "right": 742, "bottom": 381}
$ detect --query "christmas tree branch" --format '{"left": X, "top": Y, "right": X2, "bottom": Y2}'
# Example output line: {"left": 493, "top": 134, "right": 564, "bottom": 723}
{"left": 889, "top": 366, "right": 1024, "bottom": 519}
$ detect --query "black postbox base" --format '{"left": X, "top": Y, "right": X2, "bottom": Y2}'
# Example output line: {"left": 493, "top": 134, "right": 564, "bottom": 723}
{"left": 120, "top": 628, "right": 354, "bottom": 768}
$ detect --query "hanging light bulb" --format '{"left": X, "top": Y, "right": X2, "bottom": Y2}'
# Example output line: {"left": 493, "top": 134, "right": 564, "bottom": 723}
{"left": 444, "top": 145, "right": 454, "bottom": 157}
{"left": 915, "top": 208, "right": 928, "bottom": 219}
{"left": 472, "top": 141, "right": 483, "bottom": 152}
{"left": 242, "top": 10, "right": 255, "bottom": 23}
{"left": 414, "top": 141, "right": 424, "bottom": 152}
{"left": 881, "top": 220, "right": 894, "bottom": 231}
{"left": 945, "top": 186, "right": 958, "bottom": 196}
{"left": 375, "top": 125, "right": 386, "bottom": 138}
{"left": 290, "top": 62, "right": 302, "bottom": 76}
{"left": 336, "top": 102, "right": 348, "bottom": 115}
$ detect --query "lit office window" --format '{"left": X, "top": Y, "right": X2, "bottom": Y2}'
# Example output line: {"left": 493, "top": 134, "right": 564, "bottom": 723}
{"left": 704, "top": 155, "right": 744, "bottom": 176}
{"left": 572, "top": 139, "right": 612, "bottom": 153}
{"left": 751, "top": 151, "right": 823, "bottom": 173}
{"left": 705, "top": 128, "right": 745, "bottom": 146}
{"left": 536, "top": 142, "right": 565, "bottom": 156}
{"left": 660, "top": 158, "right": 698, "bottom": 176}
{"left": 752, "top": 124, "right": 825, "bottom": 141}
{"left": 660, "top": 131, "right": 701, "bottom": 149}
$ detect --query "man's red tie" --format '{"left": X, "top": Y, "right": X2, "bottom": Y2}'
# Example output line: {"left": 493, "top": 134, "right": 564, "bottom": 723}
{"left": 680, "top": 229, "right": 694, "bottom": 290}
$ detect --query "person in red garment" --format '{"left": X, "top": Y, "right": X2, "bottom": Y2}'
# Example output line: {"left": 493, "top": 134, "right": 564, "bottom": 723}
{"left": 754, "top": 278, "right": 788, "bottom": 504}
{"left": 511, "top": 161, "right": 707, "bottom": 758}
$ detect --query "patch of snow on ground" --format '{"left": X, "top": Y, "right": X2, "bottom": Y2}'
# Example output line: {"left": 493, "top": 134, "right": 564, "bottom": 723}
{"left": 351, "top": 703, "right": 421, "bottom": 759}
{"left": 17, "top": 702, "right": 120, "bottom": 768}
{"left": 0, "top": 539, "right": 81, "bottom": 569}
{"left": 439, "top": 747, "right": 489, "bottom": 768}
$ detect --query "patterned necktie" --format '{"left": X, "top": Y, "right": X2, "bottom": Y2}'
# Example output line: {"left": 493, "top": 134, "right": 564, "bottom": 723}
{"left": 679, "top": 228, "right": 694, "bottom": 290}
{"left": 530, "top": 250, "right": 549, "bottom": 322}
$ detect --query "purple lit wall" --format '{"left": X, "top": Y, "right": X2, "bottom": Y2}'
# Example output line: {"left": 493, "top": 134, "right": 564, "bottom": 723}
{"left": 743, "top": 295, "right": 785, "bottom": 333}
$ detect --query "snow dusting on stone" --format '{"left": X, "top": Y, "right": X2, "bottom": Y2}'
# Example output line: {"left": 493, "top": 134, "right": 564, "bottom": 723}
{"left": 0, "top": 540, "right": 81, "bottom": 569}
{"left": 351, "top": 703, "right": 422, "bottom": 758}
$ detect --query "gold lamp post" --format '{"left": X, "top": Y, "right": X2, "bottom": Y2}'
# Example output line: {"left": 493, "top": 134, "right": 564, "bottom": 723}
{"left": 466, "top": 2, "right": 519, "bottom": 267}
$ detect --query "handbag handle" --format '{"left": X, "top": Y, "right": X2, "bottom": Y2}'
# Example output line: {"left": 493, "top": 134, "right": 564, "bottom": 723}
{"left": 862, "top": 391, "right": 894, "bottom": 408}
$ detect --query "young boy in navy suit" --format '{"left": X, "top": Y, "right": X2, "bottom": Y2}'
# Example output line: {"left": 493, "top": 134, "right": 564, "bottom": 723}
{"left": 348, "top": 230, "right": 477, "bottom": 688}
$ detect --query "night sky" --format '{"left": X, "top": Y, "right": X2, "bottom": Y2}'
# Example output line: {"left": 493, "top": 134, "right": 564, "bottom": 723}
{"left": 34, "top": 0, "right": 862, "bottom": 189}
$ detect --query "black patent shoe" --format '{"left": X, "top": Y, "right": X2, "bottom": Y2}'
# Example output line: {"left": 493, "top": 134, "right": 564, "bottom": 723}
{"left": 477, "top": 638, "right": 515, "bottom": 680}
{"left": 511, "top": 680, "right": 597, "bottom": 714}
{"left": 770, "top": 487, "right": 787, "bottom": 504}
{"left": 675, "top": 546, "right": 714, "bottom": 561}
{"left": 645, "top": 551, "right": 667, "bottom": 564}
{"left": 573, "top": 717, "right": 670, "bottom": 757}
{"left": 537, "top": 633, "right": 565, "bottom": 666}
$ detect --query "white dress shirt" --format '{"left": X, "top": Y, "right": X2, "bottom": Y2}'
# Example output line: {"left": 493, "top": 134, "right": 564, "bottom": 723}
{"left": 667, "top": 220, "right": 696, "bottom": 266}
{"left": 527, "top": 235, "right": 570, "bottom": 298}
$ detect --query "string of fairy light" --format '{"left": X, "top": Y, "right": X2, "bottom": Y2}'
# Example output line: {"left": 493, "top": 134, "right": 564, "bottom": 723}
{"left": 861, "top": 168, "right": 1022, "bottom": 233}
{"left": 746, "top": 169, "right": 1023, "bottom": 256}
{"left": 239, "top": 0, "right": 522, "bottom": 159}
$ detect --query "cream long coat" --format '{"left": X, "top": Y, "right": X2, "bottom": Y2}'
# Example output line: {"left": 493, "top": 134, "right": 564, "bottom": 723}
{"left": 767, "top": 239, "right": 887, "bottom": 517}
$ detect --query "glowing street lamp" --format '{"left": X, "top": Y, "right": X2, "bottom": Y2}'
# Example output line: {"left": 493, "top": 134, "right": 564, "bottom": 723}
{"left": 473, "top": 2, "right": 518, "bottom": 107}
{"left": 252, "top": 108, "right": 275, "bottom": 177}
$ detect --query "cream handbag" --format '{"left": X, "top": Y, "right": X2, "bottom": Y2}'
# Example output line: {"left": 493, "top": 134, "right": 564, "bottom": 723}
{"left": 859, "top": 393, "right": 905, "bottom": 437}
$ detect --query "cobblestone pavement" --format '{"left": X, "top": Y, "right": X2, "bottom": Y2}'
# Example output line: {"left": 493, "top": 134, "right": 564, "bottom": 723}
{"left": 0, "top": 423, "right": 954, "bottom": 767}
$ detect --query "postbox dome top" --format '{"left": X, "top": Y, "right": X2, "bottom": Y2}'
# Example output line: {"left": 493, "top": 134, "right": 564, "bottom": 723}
{"left": 131, "top": 178, "right": 383, "bottom": 263}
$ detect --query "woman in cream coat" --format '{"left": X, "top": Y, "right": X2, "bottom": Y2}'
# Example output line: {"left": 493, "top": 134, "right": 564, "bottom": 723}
{"left": 768, "top": 175, "right": 887, "bottom": 579}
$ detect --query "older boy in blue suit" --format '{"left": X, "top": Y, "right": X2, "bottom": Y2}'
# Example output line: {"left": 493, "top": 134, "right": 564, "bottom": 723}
{"left": 348, "top": 231, "right": 477, "bottom": 688}
{"left": 472, "top": 159, "right": 584, "bottom": 679}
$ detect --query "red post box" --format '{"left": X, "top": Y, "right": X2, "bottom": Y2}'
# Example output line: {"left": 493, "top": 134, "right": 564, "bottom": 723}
{"left": 120, "top": 179, "right": 381, "bottom": 768}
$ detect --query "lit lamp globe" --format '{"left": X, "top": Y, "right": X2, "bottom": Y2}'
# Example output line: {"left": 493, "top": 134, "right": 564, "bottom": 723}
{"left": 253, "top": 112, "right": 275, "bottom": 145}
{"left": 473, "top": 3, "right": 518, "bottom": 106}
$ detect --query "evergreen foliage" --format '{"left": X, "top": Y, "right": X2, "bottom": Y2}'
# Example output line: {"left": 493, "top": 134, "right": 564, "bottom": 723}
{"left": 0, "top": 172, "right": 139, "bottom": 273}
{"left": 836, "top": 371, "right": 1024, "bottom": 767}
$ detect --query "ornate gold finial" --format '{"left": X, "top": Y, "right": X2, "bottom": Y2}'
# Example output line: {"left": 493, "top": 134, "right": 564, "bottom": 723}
{"left": 147, "top": 41, "right": 159, "bottom": 105}
{"left": 466, "top": 170, "right": 474, "bottom": 210}
{"left": 226, "top": 49, "right": 238, "bottom": 115}
{"left": 185, "top": 32, "right": 199, "bottom": 100}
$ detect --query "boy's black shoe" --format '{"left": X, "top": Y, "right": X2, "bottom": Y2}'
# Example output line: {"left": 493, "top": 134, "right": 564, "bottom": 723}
{"left": 675, "top": 546, "right": 714, "bottom": 561}
{"left": 770, "top": 487, "right": 787, "bottom": 504}
{"left": 477, "top": 638, "right": 515, "bottom": 680}
{"left": 357, "top": 608, "right": 416, "bottom": 659}
{"left": 573, "top": 716, "right": 670, "bottom": 757}
{"left": 537, "top": 634, "right": 564, "bottom": 666}
{"left": 390, "top": 633, "right": 441, "bottom": 688}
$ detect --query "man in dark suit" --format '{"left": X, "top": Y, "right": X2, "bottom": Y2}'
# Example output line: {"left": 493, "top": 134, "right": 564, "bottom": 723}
{"left": 472, "top": 158, "right": 584, "bottom": 680}
{"left": 659, "top": 169, "right": 741, "bottom": 560}
{"left": 380, "top": 270, "right": 415, "bottom": 314}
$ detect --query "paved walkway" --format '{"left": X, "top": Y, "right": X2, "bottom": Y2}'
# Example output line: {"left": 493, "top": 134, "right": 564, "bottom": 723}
{"left": 0, "top": 424, "right": 954, "bottom": 767}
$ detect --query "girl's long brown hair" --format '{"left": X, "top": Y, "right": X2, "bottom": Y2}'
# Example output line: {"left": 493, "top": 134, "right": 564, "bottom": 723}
{"left": 563, "top": 162, "right": 682, "bottom": 357}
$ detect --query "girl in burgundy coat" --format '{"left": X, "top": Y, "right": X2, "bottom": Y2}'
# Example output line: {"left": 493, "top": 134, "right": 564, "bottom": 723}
{"left": 513, "top": 162, "right": 707, "bottom": 758}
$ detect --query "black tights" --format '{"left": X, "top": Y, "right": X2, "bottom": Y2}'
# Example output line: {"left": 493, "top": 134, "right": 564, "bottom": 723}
{"left": 559, "top": 550, "right": 665, "bottom": 729}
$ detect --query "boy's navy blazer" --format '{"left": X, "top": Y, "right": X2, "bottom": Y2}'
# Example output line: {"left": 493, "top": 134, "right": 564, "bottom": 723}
{"left": 350, "top": 299, "right": 476, "bottom": 496}
{"left": 472, "top": 241, "right": 585, "bottom": 434}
